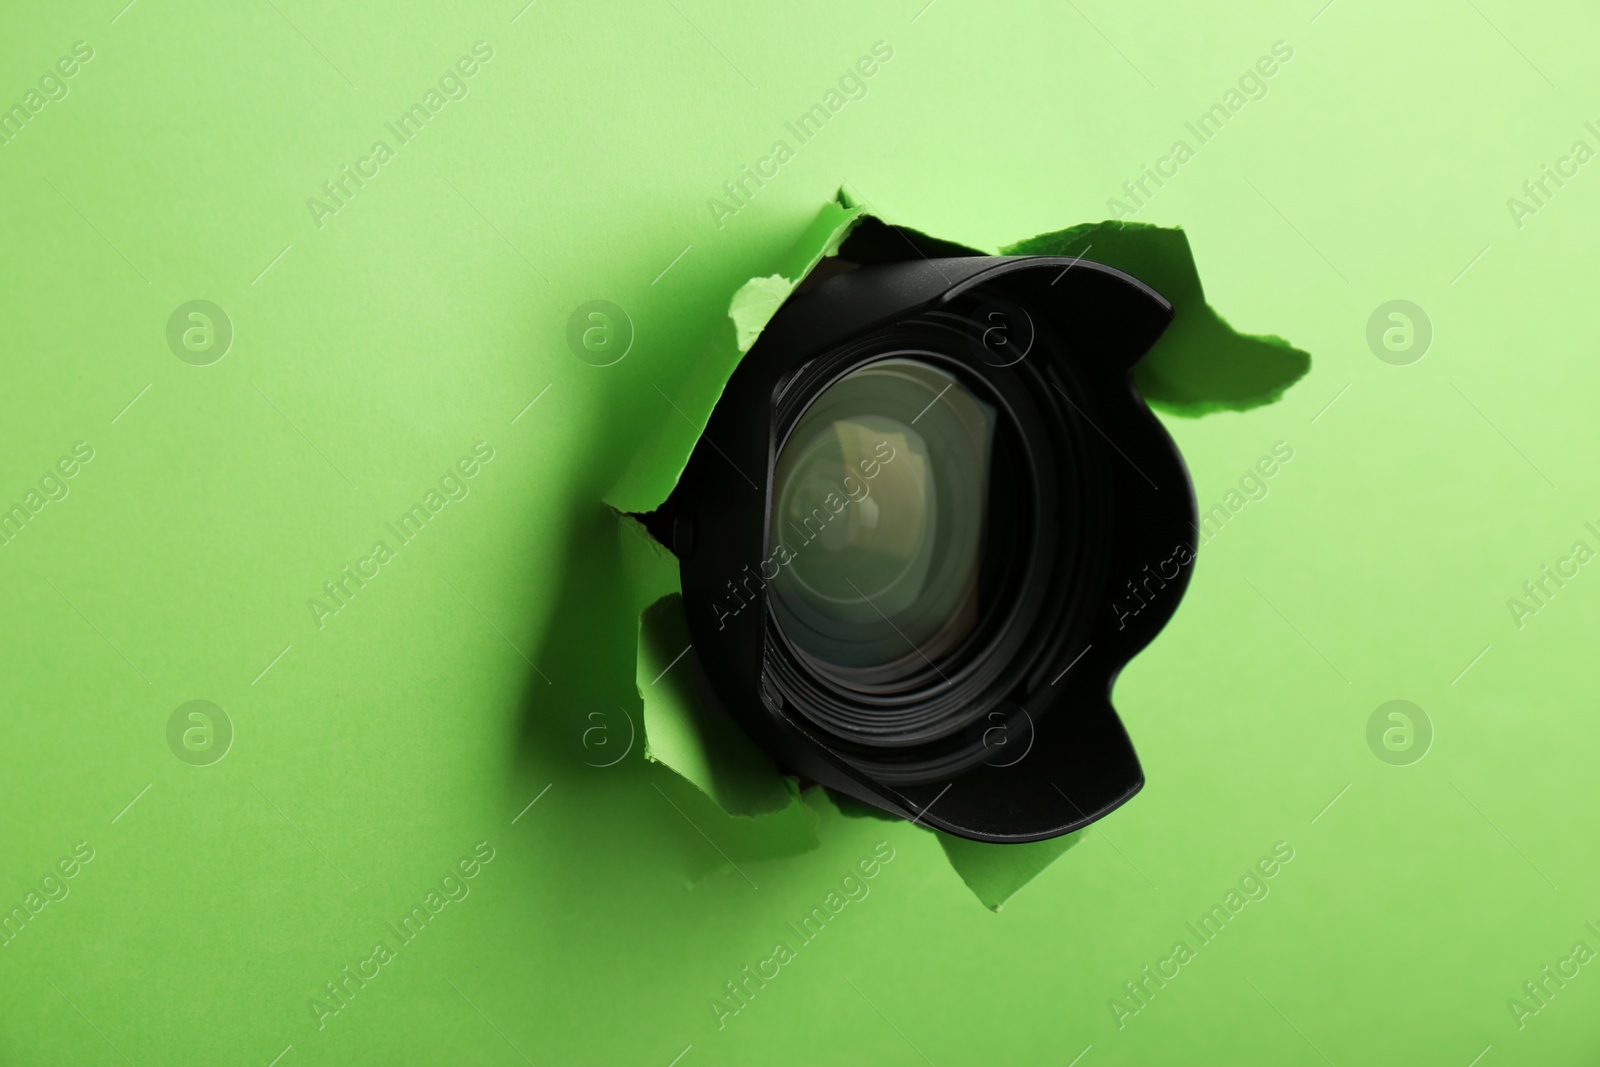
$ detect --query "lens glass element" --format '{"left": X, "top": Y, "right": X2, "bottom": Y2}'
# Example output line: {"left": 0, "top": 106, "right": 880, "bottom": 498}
{"left": 769, "top": 358, "right": 997, "bottom": 684}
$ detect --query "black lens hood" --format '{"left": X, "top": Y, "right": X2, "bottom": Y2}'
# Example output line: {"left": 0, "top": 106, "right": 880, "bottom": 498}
{"left": 647, "top": 228, "right": 1198, "bottom": 843}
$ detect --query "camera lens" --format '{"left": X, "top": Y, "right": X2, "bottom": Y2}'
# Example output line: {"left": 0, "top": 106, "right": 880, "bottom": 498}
{"left": 657, "top": 236, "right": 1194, "bottom": 842}
{"left": 760, "top": 328, "right": 1044, "bottom": 767}
{"left": 768, "top": 358, "right": 996, "bottom": 686}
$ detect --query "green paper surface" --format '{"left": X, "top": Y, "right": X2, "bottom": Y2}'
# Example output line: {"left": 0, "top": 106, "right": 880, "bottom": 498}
{"left": 636, "top": 593, "right": 794, "bottom": 819}
{"left": 607, "top": 198, "right": 862, "bottom": 515}
{"left": 937, "top": 831, "right": 1085, "bottom": 912}
{"left": 5, "top": 3, "right": 1600, "bottom": 1065}
{"left": 1004, "top": 222, "right": 1311, "bottom": 415}
{"left": 729, "top": 197, "right": 863, "bottom": 354}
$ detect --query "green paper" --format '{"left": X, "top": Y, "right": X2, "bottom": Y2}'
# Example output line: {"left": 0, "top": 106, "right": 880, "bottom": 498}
{"left": 937, "top": 830, "right": 1085, "bottom": 912}
{"left": 636, "top": 593, "right": 793, "bottom": 818}
{"left": 606, "top": 198, "right": 862, "bottom": 513}
{"left": 634, "top": 591, "right": 821, "bottom": 878}
{"left": 5, "top": 5, "right": 1597, "bottom": 1064}
{"left": 617, "top": 513, "right": 682, "bottom": 611}
{"left": 728, "top": 274, "right": 797, "bottom": 354}
{"left": 729, "top": 197, "right": 863, "bottom": 354}
{"left": 1004, "top": 222, "right": 1311, "bottom": 415}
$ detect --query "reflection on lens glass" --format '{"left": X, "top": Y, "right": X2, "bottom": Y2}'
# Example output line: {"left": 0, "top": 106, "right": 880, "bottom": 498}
{"left": 769, "top": 358, "right": 996, "bottom": 683}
